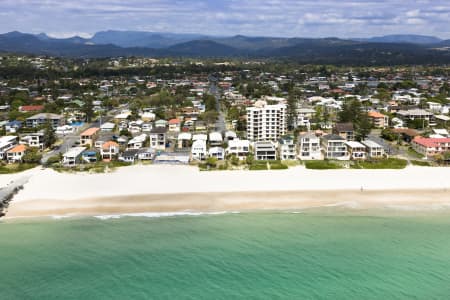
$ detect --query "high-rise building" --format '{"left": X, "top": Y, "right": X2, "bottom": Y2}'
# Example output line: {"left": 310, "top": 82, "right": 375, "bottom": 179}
{"left": 246, "top": 101, "right": 287, "bottom": 141}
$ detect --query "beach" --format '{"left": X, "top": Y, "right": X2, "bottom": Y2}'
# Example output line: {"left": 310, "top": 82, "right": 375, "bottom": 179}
{"left": 2, "top": 165, "right": 450, "bottom": 218}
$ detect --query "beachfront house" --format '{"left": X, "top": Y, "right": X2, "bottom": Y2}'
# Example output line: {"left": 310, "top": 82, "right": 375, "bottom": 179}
{"left": 62, "top": 147, "right": 86, "bottom": 166}
{"left": 279, "top": 136, "right": 296, "bottom": 160}
{"left": 81, "top": 150, "right": 99, "bottom": 164}
{"left": 80, "top": 127, "right": 100, "bottom": 147}
{"left": 322, "top": 134, "right": 349, "bottom": 160}
{"left": 119, "top": 149, "right": 139, "bottom": 163}
{"left": 298, "top": 132, "right": 322, "bottom": 160}
{"left": 149, "top": 128, "right": 167, "bottom": 150}
{"left": 153, "top": 152, "right": 190, "bottom": 164}
{"left": 0, "top": 136, "right": 18, "bottom": 160}
{"left": 254, "top": 141, "right": 277, "bottom": 161}
{"left": 345, "top": 141, "right": 367, "bottom": 160}
{"left": 226, "top": 139, "right": 250, "bottom": 160}
{"left": 209, "top": 132, "right": 223, "bottom": 147}
{"left": 101, "top": 141, "right": 120, "bottom": 161}
{"left": 6, "top": 144, "right": 27, "bottom": 163}
{"left": 137, "top": 148, "right": 156, "bottom": 161}
{"left": 127, "top": 134, "right": 148, "bottom": 150}
{"left": 362, "top": 140, "right": 385, "bottom": 159}
{"left": 208, "top": 147, "right": 225, "bottom": 160}
{"left": 191, "top": 139, "right": 207, "bottom": 161}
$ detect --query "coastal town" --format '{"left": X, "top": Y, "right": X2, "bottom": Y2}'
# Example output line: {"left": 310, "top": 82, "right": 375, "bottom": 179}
{"left": 0, "top": 55, "right": 450, "bottom": 174}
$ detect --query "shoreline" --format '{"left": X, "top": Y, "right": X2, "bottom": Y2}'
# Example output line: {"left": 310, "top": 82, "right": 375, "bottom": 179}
{"left": 5, "top": 189, "right": 450, "bottom": 219}
{"left": 1, "top": 164, "right": 450, "bottom": 219}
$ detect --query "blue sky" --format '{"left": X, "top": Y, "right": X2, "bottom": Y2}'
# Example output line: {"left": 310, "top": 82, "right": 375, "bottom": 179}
{"left": 1, "top": 0, "right": 450, "bottom": 38}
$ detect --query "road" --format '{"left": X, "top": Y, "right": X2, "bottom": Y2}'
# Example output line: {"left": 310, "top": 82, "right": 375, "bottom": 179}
{"left": 209, "top": 82, "right": 226, "bottom": 133}
{"left": 41, "top": 104, "right": 129, "bottom": 164}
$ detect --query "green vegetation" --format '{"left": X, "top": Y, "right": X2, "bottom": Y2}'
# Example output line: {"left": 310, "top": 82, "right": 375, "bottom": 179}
{"left": 52, "top": 161, "right": 132, "bottom": 173}
{"left": 249, "top": 161, "right": 268, "bottom": 171}
{"left": 338, "top": 99, "right": 372, "bottom": 141}
{"left": 407, "top": 147, "right": 425, "bottom": 159}
{"left": 410, "top": 160, "right": 432, "bottom": 167}
{"left": 304, "top": 160, "right": 343, "bottom": 170}
{"left": 0, "top": 163, "right": 39, "bottom": 174}
{"left": 352, "top": 158, "right": 408, "bottom": 169}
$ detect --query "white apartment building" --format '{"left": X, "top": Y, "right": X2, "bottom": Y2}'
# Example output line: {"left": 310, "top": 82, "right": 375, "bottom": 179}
{"left": 246, "top": 101, "right": 287, "bottom": 142}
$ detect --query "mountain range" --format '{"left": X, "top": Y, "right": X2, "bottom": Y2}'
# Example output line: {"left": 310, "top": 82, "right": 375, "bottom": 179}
{"left": 1, "top": 31, "right": 450, "bottom": 65}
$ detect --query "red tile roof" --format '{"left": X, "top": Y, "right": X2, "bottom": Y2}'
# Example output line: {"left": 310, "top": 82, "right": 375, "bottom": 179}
{"left": 19, "top": 105, "right": 44, "bottom": 112}
{"left": 168, "top": 118, "right": 181, "bottom": 125}
{"left": 7, "top": 144, "right": 27, "bottom": 153}
{"left": 368, "top": 111, "right": 386, "bottom": 119}
{"left": 80, "top": 127, "right": 100, "bottom": 136}
{"left": 413, "top": 136, "right": 450, "bottom": 148}
{"left": 102, "top": 141, "right": 119, "bottom": 149}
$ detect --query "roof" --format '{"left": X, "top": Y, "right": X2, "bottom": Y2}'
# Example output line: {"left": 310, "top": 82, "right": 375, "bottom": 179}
{"left": 413, "top": 136, "right": 450, "bottom": 148}
{"left": 397, "top": 109, "right": 433, "bottom": 116}
{"left": 254, "top": 141, "right": 276, "bottom": 150}
{"left": 150, "top": 127, "right": 167, "bottom": 134}
{"left": 392, "top": 128, "right": 420, "bottom": 137}
{"left": 27, "top": 113, "right": 62, "bottom": 120}
{"left": 228, "top": 139, "right": 250, "bottom": 148}
{"left": 368, "top": 111, "right": 386, "bottom": 118}
{"left": 19, "top": 105, "right": 44, "bottom": 112}
{"left": 361, "top": 140, "right": 383, "bottom": 148}
{"left": 7, "top": 144, "right": 26, "bottom": 153}
{"left": 299, "top": 132, "right": 318, "bottom": 139}
{"left": 178, "top": 132, "right": 192, "bottom": 140}
{"left": 80, "top": 127, "right": 100, "bottom": 136}
{"left": 209, "top": 132, "right": 223, "bottom": 142}
{"left": 334, "top": 122, "right": 354, "bottom": 132}
{"left": 322, "top": 134, "right": 345, "bottom": 141}
{"left": 168, "top": 118, "right": 181, "bottom": 125}
{"left": 122, "top": 149, "right": 139, "bottom": 157}
{"left": 102, "top": 141, "right": 119, "bottom": 149}
{"left": 100, "top": 122, "right": 115, "bottom": 129}
{"left": 64, "top": 147, "right": 86, "bottom": 158}
{"left": 345, "top": 141, "right": 365, "bottom": 148}
{"left": 435, "top": 115, "right": 450, "bottom": 121}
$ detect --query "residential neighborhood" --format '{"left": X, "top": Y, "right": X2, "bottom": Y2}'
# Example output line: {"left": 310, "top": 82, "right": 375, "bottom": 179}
{"left": 1, "top": 55, "right": 450, "bottom": 172}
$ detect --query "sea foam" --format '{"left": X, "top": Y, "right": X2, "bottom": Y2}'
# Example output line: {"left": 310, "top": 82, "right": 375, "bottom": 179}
{"left": 94, "top": 211, "right": 240, "bottom": 220}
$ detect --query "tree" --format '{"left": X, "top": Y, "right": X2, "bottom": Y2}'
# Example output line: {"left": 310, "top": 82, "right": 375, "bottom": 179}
{"left": 287, "top": 95, "right": 298, "bottom": 130}
{"left": 355, "top": 112, "right": 372, "bottom": 141}
{"left": 22, "top": 148, "right": 43, "bottom": 164}
{"left": 200, "top": 111, "right": 219, "bottom": 128}
{"left": 83, "top": 97, "right": 94, "bottom": 122}
{"left": 43, "top": 121, "right": 56, "bottom": 148}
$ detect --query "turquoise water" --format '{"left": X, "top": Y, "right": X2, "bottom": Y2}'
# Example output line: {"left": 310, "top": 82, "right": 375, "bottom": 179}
{"left": 2, "top": 212, "right": 450, "bottom": 299}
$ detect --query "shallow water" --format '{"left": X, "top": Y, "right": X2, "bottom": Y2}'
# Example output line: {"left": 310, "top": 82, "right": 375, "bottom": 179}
{"left": 2, "top": 211, "right": 450, "bottom": 299}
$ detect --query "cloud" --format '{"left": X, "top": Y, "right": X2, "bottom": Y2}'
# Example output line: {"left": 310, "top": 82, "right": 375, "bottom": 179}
{"left": 0, "top": 0, "right": 450, "bottom": 38}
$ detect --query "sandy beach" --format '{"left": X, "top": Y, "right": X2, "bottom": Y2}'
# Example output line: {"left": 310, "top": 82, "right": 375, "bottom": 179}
{"left": 2, "top": 165, "right": 450, "bottom": 218}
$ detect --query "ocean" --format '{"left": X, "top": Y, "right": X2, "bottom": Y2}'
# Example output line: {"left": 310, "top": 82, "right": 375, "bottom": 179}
{"left": 2, "top": 211, "right": 450, "bottom": 299}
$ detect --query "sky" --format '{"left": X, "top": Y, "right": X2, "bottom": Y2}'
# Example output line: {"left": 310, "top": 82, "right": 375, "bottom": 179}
{"left": 1, "top": 0, "right": 450, "bottom": 39}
